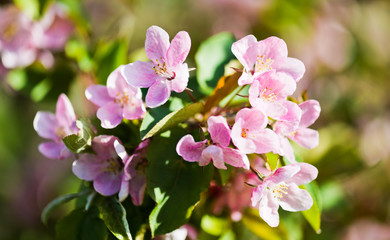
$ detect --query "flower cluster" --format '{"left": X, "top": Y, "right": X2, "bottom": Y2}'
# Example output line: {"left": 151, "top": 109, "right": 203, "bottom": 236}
{"left": 33, "top": 25, "right": 321, "bottom": 229}
{"left": 0, "top": 4, "right": 73, "bottom": 69}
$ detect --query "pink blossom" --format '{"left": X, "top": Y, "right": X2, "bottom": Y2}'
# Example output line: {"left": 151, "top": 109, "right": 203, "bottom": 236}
{"left": 232, "top": 35, "right": 305, "bottom": 86}
{"left": 177, "top": 116, "right": 249, "bottom": 170}
{"left": 251, "top": 163, "right": 318, "bottom": 227}
{"left": 274, "top": 100, "right": 321, "bottom": 158}
{"left": 122, "top": 25, "right": 191, "bottom": 108}
{"left": 33, "top": 94, "right": 78, "bottom": 160}
{"left": 86, "top": 65, "right": 146, "bottom": 129}
{"left": 248, "top": 70, "right": 296, "bottom": 119}
{"left": 0, "top": 6, "right": 36, "bottom": 69}
{"left": 231, "top": 108, "right": 279, "bottom": 154}
{"left": 116, "top": 140, "right": 150, "bottom": 206}
{"left": 72, "top": 135, "right": 124, "bottom": 196}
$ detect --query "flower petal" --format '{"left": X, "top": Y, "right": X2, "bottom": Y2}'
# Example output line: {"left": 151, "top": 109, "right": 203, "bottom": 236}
{"left": 176, "top": 134, "right": 206, "bottom": 162}
{"left": 122, "top": 61, "right": 157, "bottom": 88}
{"left": 259, "top": 191, "right": 280, "bottom": 227}
{"left": 251, "top": 184, "right": 266, "bottom": 207}
{"left": 114, "top": 140, "right": 128, "bottom": 162}
{"left": 92, "top": 135, "right": 119, "bottom": 160}
{"left": 33, "top": 111, "right": 58, "bottom": 140}
{"left": 231, "top": 34, "right": 258, "bottom": 70}
{"left": 97, "top": 102, "right": 123, "bottom": 129}
{"left": 207, "top": 116, "right": 231, "bottom": 147}
{"left": 231, "top": 118, "right": 257, "bottom": 154}
{"left": 274, "top": 57, "right": 305, "bottom": 82}
{"left": 274, "top": 101, "right": 302, "bottom": 135}
{"left": 145, "top": 80, "right": 170, "bottom": 108}
{"left": 85, "top": 84, "right": 111, "bottom": 107}
{"left": 289, "top": 128, "right": 319, "bottom": 149}
{"left": 201, "top": 145, "right": 226, "bottom": 169}
{"left": 123, "top": 99, "right": 146, "bottom": 120}
{"left": 107, "top": 65, "right": 132, "bottom": 97}
{"left": 258, "top": 36, "right": 288, "bottom": 60}
{"left": 166, "top": 30, "right": 191, "bottom": 67}
{"left": 94, "top": 171, "right": 122, "bottom": 196}
{"left": 287, "top": 163, "right": 318, "bottom": 186}
{"left": 299, "top": 100, "right": 321, "bottom": 129}
{"left": 250, "top": 128, "right": 280, "bottom": 154}
{"left": 72, "top": 155, "right": 105, "bottom": 181}
{"left": 145, "top": 25, "right": 170, "bottom": 63}
{"left": 269, "top": 164, "right": 300, "bottom": 184}
{"left": 56, "top": 94, "right": 76, "bottom": 128}
{"left": 279, "top": 183, "right": 313, "bottom": 212}
{"left": 222, "top": 147, "right": 249, "bottom": 169}
{"left": 279, "top": 136, "right": 296, "bottom": 163}
{"left": 38, "top": 142, "right": 72, "bottom": 160}
{"left": 169, "top": 63, "right": 189, "bottom": 93}
{"left": 128, "top": 174, "right": 147, "bottom": 206}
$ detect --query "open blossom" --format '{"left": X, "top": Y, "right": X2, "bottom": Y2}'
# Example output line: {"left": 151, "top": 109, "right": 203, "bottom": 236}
{"left": 177, "top": 116, "right": 249, "bottom": 170}
{"left": 116, "top": 140, "right": 150, "bottom": 205}
{"left": 33, "top": 94, "right": 78, "bottom": 160}
{"left": 86, "top": 65, "right": 146, "bottom": 129}
{"left": 0, "top": 4, "right": 73, "bottom": 69}
{"left": 251, "top": 163, "right": 318, "bottom": 227}
{"left": 231, "top": 108, "right": 279, "bottom": 154}
{"left": 122, "top": 25, "right": 191, "bottom": 108}
{"left": 72, "top": 135, "right": 124, "bottom": 196}
{"left": 231, "top": 35, "right": 305, "bottom": 86}
{"left": 274, "top": 100, "right": 321, "bottom": 161}
{"left": 248, "top": 70, "right": 296, "bottom": 119}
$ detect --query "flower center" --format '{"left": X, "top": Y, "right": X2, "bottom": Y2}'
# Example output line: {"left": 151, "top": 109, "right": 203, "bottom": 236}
{"left": 254, "top": 55, "right": 273, "bottom": 74}
{"left": 2, "top": 23, "right": 18, "bottom": 41}
{"left": 135, "top": 158, "right": 148, "bottom": 174}
{"left": 153, "top": 58, "right": 176, "bottom": 80}
{"left": 114, "top": 92, "right": 132, "bottom": 107}
{"left": 104, "top": 157, "right": 123, "bottom": 174}
{"left": 260, "top": 87, "right": 277, "bottom": 102}
{"left": 241, "top": 128, "right": 249, "bottom": 138}
{"left": 56, "top": 127, "right": 68, "bottom": 139}
{"left": 271, "top": 183, "right": 288, "bottom": 200}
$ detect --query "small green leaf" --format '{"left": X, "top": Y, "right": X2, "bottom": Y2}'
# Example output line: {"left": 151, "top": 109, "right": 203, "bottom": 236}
{"left": 301, "top": 181, "right": 322, "bottom": 233}
{"left": 203, "top": 72, "right": 240, "bottom": 113}
{"left": 195, "top": 32, "right": 236, "bottom": 95}
{"left": 265, "top": 152, "right": 279, "bottom": 171}
{"left": 146, "top": 130, "right": 214, "bottom": 236}
{"left": 41, "top": 190, "right": 91, "bottom": 225}
{"left": 98, "top": 196, "right": 132, "bottom": 240}
{"left": 201, "top": 215, "right": 229, "bottom": 236}
{"left": 140, "top": 101, "right": 204, "bottom": 140}
{"left": 56, "top": 207, "right": 108, "bottom": 240}
{"left": 63, "top": 119, "right": 95, "bottom": 154}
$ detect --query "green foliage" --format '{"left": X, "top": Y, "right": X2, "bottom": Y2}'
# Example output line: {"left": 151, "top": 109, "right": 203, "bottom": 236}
{"left": 195, "top": 32, "right": 236, "bottom": 95}
{"left": 140, "top": 101, "right": 204, "bottom": 140}
{"left": 146, "top": 130, "right": 214, "bottom": 237}
{"left": 301, "top": 182, "right": 322, "bottom": 233}
{"left": 63, "top": 119, "right": 95, "bottom": 154}
{"left": 56, "top": 207, "right": 108, "bottom": 240}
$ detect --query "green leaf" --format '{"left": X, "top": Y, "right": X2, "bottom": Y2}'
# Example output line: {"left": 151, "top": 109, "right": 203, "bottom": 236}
{"left": 140, "top": 101, "right": 204, "bottom": 140}
{"left": 97, "top": 196, "right": 132, "bottom": 240}
{"left": 56, "top": 207, "right": 108, "bottom": 240}
{"left": 15, "top": 0, "right": 40, "bottom": 19}
{"left": 242, "top": 209, "right": 284, "bottom": 240}
{"left": 63, "top": 119, "right": 95, "bottom": 154}
{"left": 41, "top": 190, "right": 91, "bottom": 225}
{"left": 265, "top": 152, "right": 279, "bottom": 171}
{"left": 201, "top": 215, "right": 229, "bottom": 236}
{"left": 146, "top": 130, "right": 214, "bottom": 236}
{"left": 195, "top": 32, "right": 236, "bottom": 95}
{"left": 203, "top": 72, "right": 240, "bottom": 114}
{"left": 301, "top": 181, "right": 322, "bottom": 233}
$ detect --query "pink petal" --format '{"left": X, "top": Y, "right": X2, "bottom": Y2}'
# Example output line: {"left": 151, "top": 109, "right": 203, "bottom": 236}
{"left": 287, "top": 163, "right": 318, "bottom": 186}
{"left": 72, "top": 155, "right": 105, "bottom": 181}
{"left": 122, "top": 61, "right": 158, "bottom": 88}
{"left": 166, "top": 31, "right": 191, "bottom": 67}
{"left": 176, "top": 135, "right": 206, "bottom": 162}
{"left": 85, "top": 85, "right": 111, "bottom": 107}
{"left": 237, "top": 72, "right": 255, "bottom": 86}
{"left": 250, "top": 128, "right": 280, "bottom": 154}
{"left": 261, "top": 101, "right": 288, "bottom": 120}
{"left": 168, "top": 63, "right": 189, "bottom": 93}
{"left": 231, "top": 118, "right": 257, "bottom": 154}
{"left": 145, "top": 80, "right": 171, "bottom": 108}
{"left": 251, "top": 184, "right": 266, "bottom": 207}
{"left": 92, "top": 135, "right": 119, "bottom": 160}
{"left": 56, "top": 94, "right": 76, "bottom": 128}
{"left": 259, "top": 191, "right": 280, "bottom": 227}
{"left": 274, "top": 57, "right": 305, "bottom": 82}
{"left": 222, "top": 147, "right": 249, "bottom": 169}
{"left": 123, "top": 99, "right": 146, "bottom": 120}
{"left": 38, "top": 142, "right": 72, "bottom": 160}
{"left": 128, "top": 174, "right": 147, "bottom": 206}
{"left": 200, "top": 145, "right": 226, "bottom": 169}
{"left": 33, "top": 111, "right": 58, "bottom": 140}
{"left": 279, "top": 136, "right": 296, "bottom": 163}
{"left": 289, "top": 128, "right": 319, "bottom": 149}
{"left": 1, "top": 48, "right": 37, "bottom": 68}
{"left": 94, "top": 171, "right": 122, "bottom": 196}
{"left": 299, "top": 100, "right": 321, "bottom": 128}
{"left": 231, "top": 35, "right": 258, "bottom": 70}
{"left": 279, "top": 183, "right": 313, "bottom": 212}
{"left": 235, "top": 108, "right": 268, "bottom": 130}
{"left": 207, "top": 116, "right": 231, "bottom": 147}
{"left": 97, "top": 102, "right": 123, "bottom": 129}
{"left": 258, "top": 36, "right": 288, "bottom": 60}
{"left": 145, "top": 25, "right": 170, "bottom": 63}
{"left": 269, "top": 164, "right": 300, "bottom": 184}
{"left": 118, "top": 177, "right": 129, "bottom": 202}
{"left": 114, "top": 140, "right": 128, "bottom": 162}
{"left": 107, "top": 65, "right": 132, "bottom": 97}
{"left": 274, "top": 101, "right": 302, "bottom": 135}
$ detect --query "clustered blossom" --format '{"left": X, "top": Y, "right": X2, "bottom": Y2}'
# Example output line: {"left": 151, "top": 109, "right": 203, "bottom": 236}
{"left": 0, "top": 4, "right": 73, "bottom": 69}
{"left": 33, "top": 26, "right": 321, "bottom": 230}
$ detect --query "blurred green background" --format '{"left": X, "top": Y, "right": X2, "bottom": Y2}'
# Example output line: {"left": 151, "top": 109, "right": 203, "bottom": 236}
{"left": 1, "top": 0, "right": 390, "bottom": 239}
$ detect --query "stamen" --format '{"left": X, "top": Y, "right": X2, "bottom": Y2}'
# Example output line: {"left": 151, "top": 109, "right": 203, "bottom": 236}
{"left": 152, "top": 57, "right": 175, "bottom": 80}
{"left": 241, "top": 128, "right": 249, "bottom": 138}
{"left": 104, "top": 157, "right": 122, "bottom": 173}
{"left": 272, "top": 183, "right": 288, "bottom": 200}
{"left": 254, "top": 55, "right": 273, "bottom": 74}
{"left": 260, "top": 87, "right": 277, "bottom": 102}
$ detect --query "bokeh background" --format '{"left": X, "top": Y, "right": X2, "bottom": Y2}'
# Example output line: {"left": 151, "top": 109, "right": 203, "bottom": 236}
{"left": 1, "top": 0, "right": 390, "bottom": 239}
